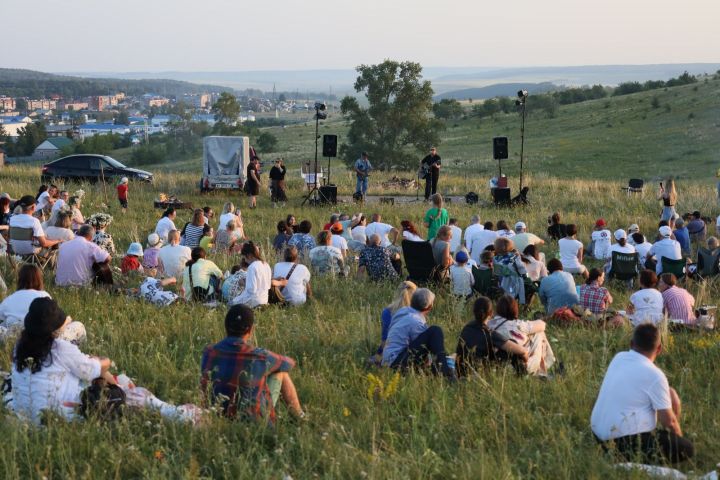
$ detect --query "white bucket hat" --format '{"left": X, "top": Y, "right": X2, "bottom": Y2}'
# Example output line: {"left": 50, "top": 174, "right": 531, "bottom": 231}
{"left": 126, "top": 242, "right": 144, "bottom": 257}
{"left": 147, "top": 233, "right": 162, "bottom": 247}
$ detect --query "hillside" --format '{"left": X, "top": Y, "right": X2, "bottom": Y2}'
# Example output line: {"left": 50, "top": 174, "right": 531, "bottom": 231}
{"left": 433, "top": 82, "right": 558, "bottom": 101}
{"left": 0, "top": 68, "right": 232, "bottom": 98}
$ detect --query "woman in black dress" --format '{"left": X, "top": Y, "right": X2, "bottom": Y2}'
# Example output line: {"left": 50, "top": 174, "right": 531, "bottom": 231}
{"left": 269, "top": 158, "right": 288, "bottom": 204}
{"left": 246, "top": 157, "right": 261, "bottom": 208}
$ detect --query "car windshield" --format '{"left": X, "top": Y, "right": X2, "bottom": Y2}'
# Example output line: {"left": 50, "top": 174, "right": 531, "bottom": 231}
{"left": 102, "top": 156, "right": 126, "bottom": 169}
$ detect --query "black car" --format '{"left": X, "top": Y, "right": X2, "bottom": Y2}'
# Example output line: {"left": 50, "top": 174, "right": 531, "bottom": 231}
{"left": 41, "top": 154, "right": 153, "bottom": 183}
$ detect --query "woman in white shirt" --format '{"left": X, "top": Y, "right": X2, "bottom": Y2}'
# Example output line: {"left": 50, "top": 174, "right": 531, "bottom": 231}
{"left": 351, "top": 215, "right": 367, "bottom": 244}
{"left": 400, "top": 220, "right": 425, "bottom": 242}
{"left": 9, "top": 297, "right": 113, "bottom": 424}
{"left": 0, "top": 264, "right": 51, "bottom": 336}
{"left": 273, "top": 246, "right": 312, "bottom": 306}
{"left": 232, "top": 242, "right": 273, "bottom": 308}
{"left": 626, "top": 270, "right": 664, "bottom": 326}
{"left": 155, "top": 207, "right": 177, "bottom": 243}
{"left": 44, "top": 211, "right": 75, "bottom": 243}
{"left": 558, "top": 224, "right": 589, "bottom": 278}
{"left": 218, "top": 202, "right": 240, "bottom": 231}
{"left": 522, "top": 244, "right": 548, "bottom": 282}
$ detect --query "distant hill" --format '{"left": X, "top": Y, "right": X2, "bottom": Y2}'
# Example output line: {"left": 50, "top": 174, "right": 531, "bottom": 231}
{"left": 0, "top": 68, "right": 232, "bottom": 99}
{"left": 434, "top": 82, "right": 558, "bottom": 100}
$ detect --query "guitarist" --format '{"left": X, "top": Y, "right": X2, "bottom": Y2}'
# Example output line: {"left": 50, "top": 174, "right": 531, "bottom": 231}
{"left": 421, "top": 147, "right": 442, "bottom": 201}
{"left": 354, "top": 151, "right": 372, "bottom": 198}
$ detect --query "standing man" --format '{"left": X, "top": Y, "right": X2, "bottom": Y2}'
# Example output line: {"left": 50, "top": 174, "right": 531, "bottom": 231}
{"left": 354, "top": 152, "right": 372, "bottom": 198}
{"left": 421, "top": 147, "right": 441, "bottom": 200}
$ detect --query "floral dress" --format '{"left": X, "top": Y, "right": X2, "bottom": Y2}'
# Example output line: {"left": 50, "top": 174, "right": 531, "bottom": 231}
{"left": 93, "top": 231, "right": 116, "bottom": 255}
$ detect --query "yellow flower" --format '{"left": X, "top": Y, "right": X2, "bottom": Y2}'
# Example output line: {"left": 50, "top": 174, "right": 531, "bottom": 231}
{"left": 342, "top": 407, "right": 351, "bottom": 417}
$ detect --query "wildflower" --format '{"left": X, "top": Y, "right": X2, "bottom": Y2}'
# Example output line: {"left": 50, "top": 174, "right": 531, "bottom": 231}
{"left": 154, "top": 450, "right": 164, "bottom": 461}
{"left": 342, "top": 407, "right": 351, "bottom": 417}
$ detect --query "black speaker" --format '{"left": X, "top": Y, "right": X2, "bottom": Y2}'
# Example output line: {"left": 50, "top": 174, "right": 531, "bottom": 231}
{"left": 492, "top": 187, "right": 511, "bottom": 205}
{"left": 322, "top": 134, "right": 338, "bottom": 157}
{"left": 493, "top": 136, "right": 508, "bottom": 160}
{"left": 319, "top": 184, "right": 337, "bottom": 204}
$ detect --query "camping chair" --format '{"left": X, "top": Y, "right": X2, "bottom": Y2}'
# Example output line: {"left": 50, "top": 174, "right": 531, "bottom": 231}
{"left": 621, "top": 178, "right": 644, "bottom": 195}
{"left": 695, "top": 248, "right": 720, "bottom": 280}
{"left": 660, "top": 256, "right": 686, "bottom": 280}
{"left": 608, "top": 251, "right": 639, "bottom": 288}
{"left": 402, "top": 240, "right": 437, "bottom": 284}
{"left": 471, "top": 266, "right": 502, "bottom": 299}
{"left": 8, "top": 227, "right": 57, "bottom": 272}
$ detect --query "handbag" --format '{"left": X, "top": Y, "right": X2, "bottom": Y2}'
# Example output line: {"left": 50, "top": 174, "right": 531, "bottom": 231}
{"left": 268, "top": 263, "right": 297, "bottom": 305}
{"left": 79, "top": 378, "right": 126, "bottom": 420}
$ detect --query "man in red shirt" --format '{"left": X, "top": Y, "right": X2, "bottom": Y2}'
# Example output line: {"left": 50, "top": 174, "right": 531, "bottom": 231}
{"left": 117, "top": 177, "right": 129, "bottom": 213}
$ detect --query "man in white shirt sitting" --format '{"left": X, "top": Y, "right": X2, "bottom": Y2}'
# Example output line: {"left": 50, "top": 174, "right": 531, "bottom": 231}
{"left": 365, "top": 213, "right": 399, "bottom": 249}
{"left": 647, "top": 226, "right": 682, "bottom": 275}
{"left": 158, "top": 230, "right": 192, "bottom": 280}
{"left": 8, "top": 195, "right": 60, "bottom": 255}
{"left": 464, "top": 215, "right": 484, "bottom": 251}
{"left": 469, "top": 221, "right": 498, "bottom": 265}
{"left": 591, "top": 323, "right": 694, "bottom": 464}
{"left": 512, "top": 221, "right": 545, "bottom": 253}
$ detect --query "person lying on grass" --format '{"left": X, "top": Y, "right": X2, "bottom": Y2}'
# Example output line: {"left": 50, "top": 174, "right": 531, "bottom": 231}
{"left": 455, "top": 296, "right": 528, "bottom": 378}
{"left": 200, "top": 304, "right": 305, "bottom": 423}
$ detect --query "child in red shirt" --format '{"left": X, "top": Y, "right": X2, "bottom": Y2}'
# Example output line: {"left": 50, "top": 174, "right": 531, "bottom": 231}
{"left": 121, "top": 242, "right": 144, "bottom": 274}
{"left": 117, "top": 177, "right": 129, "bottom": 213}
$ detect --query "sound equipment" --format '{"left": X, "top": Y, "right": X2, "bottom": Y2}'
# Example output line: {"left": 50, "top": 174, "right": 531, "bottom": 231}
{"left": 492, "top": 187, "right": 511, "bottom": 206}
{"left": 465, "top": 192, "right": 479, "bottom": 205}
{"left": 493, "top": 136, "right": 508, "bottom": 160}
{"left": 319, "top": 184, "right": 337, "bottom": 205}
{"left": 322, "top": 135, "right": 338, "bottom": 157}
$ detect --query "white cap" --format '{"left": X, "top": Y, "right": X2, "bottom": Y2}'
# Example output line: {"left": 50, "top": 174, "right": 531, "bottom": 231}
{"left": 120, "top": 177, "right": 129, "bottom": 184}
{"left": 659, "top": 225, "right": 672, "bottom": 238}
{"left": 126, "top": 242, "right": 144, "bottom": 257}
{"left": 147, "top": 233, "right": 162, "bottom": 247}
{"left": 614, "top": 229, "right": 627, "bottom": 241}
{"left": 514, "top": 221, "right": 527, "bottom": 231}
{"left": 628, "top": 224, "right": 640, "bottom": 233}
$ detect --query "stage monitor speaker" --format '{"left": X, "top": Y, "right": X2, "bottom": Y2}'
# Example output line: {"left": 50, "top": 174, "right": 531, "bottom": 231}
{"left": 493, "top": 136, "right": 508, "bottom": 160}
{"left": 322, "top": 135, "right": 338, "bottom": 157}
{"left": 492, "top": 187, "right": 511, "bottom": 205}
{"left": 319, "top": 184, "right": 337, "bottom": 205}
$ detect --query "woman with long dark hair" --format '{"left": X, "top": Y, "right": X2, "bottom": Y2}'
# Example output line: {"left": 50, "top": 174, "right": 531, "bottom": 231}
{"left": 180, "top": 209, "right": 206, "bottom": 248}
{"left": 182, "top": 247, "right": 223, "bottom": 302}
{"left": 155, "top": 207, "right": 177, "bottom": 243}
{"left": 9, "top": 297, "right": 113, "bottom": 423}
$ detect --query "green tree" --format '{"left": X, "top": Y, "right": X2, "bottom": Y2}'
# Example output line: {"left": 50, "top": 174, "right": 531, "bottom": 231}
{"left": 115, "top": 110, "right": 130, "bottom": 125}
{"left": 16, "top": 122, "right": 47, "bottom": 155}
{"left": 339, "top": 60, "right": 443, "bottom": 170}
{"left": 432, "top": 99, "right": 464, "bottom": 120}
{"left": 15, "top": 98, "right": 27, "bottom": 113}
{"left": 256, "top": 131, "right": 278, "bottom": 153}
{"left": 211, "top": 92, "right": 241, "bottom": 125}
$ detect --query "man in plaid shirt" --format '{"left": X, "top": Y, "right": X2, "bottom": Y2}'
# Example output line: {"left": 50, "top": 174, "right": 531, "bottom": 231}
{"left": 201, "top": 305, "right": 304, "bottom": 423}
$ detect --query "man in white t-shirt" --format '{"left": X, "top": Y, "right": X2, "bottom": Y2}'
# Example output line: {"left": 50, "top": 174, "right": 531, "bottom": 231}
{"left": 464, "top": 215, "right": 484, "bottom": 250}
{"left": 365, "top": 214, "right": 399, "bottom": 248}
{"left": 469, "top": 221, "right": 498, "bottom": 264}
{"left": 448, "top": 218, "right": 463, "bottom": 254}
{"left": 158, "top": 230, "right": 192, "bottom": 280}
{"left": 590, "top": 218, "right": 612, "bottom": 260}
{"left": 8, "top": 195, "right": 60, "bottom": 255}
{"left": 55, "top": 225, "right": 111, "bottom": 287}
{"left": 647, "top": 226, "right": 682, "bottom": 275}
{"left": 512, "top": 221, "right": 545, "bottom": 253}
{"left": 591, "top": 323, "right": 694, "bottom": 464}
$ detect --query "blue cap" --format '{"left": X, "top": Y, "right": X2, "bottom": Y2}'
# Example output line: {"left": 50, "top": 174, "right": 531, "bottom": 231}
{"left": 455, "top": 251, "right": 469, "bottom": 263}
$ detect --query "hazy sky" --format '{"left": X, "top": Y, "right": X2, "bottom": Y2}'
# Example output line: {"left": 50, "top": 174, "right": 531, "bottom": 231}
{"left": 4, "top": 0, "right": 719, "bottom": 72}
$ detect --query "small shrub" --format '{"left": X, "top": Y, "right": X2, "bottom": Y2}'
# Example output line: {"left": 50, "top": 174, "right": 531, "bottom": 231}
{"left": 651, "top": 96, "right": 660, "bottom": 109}
{"left": 664, "top": 104, "right": 672, "bottom": 113}
{"left": 688, "top": 112, "right": 695, "bottom": 120}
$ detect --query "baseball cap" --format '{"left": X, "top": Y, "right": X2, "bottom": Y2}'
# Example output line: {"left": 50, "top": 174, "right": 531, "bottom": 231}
{"left": 25, "top": 297, "right": 67, "bottom": 336}
{"left": 659, "top": 226, "right": 672, "bottom": 238}
{"left": 18, "top": 195, "right": 36, "bottom": 208}
{"left": 614, "top": 229, "right": 627, "bottom": 241}
{"left": 330, "top": 222, "right": 343, "bottom": 234}
{"left": 147, "top": 233, "right": 162, "bottom": 247}
{"left": 126, "top": 242, "right": 144, "bottom": 257}
{"left": 455, "top": 251, "right": 469, "bottom": 263}
{"left": 514, "top": 221, "right": 527, "bottom": 231}
{"left": 628, "top": 224, "right": 640, "bottom": 233}
{"left": 595, "top": 218, "right": 606, "bottom": 227}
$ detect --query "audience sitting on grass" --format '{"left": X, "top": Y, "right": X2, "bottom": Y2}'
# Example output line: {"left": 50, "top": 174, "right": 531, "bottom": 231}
{"left": 231, "top": 242, "right": 274, "bottom": 308}
{"left": 288, "top": 220, "right": 316, "bottom": 258}
{"left": 687, "top": 210, "right": 706, "bottom": 243}
{"left": 558, "top": 224, "right": 589, "bottom": 279}
{"left": 142, "top": 233, "right": 162, "bottom": 274}
{"left": 199, "top": 224, "right": 214, "bottom": 251}
{"left": 158, "top": 230, "right": 192, "bottom": 280}
{"left": 273, "top": 246, "right": 312, "bottom": 306}
{"left": 464, "top": 215, "right": 484, "bottom": 250}
{"left": 221, "top": 260, "right": 249, "bottom": 302}
{"left": 218, "top": 202, "right": 239, "bottom": 230}
{"left": 538, "top": 259, "right": 579, "bottom": 315}
{"left": 309, "top": 230, "right": 346, "bottom": 276}
{"left": 495, "top": 220, "right": 514, "bottom": 238}
{"left": 351, "top": 214, "right": 367, "bottom": 244}
{"left": 456, "top": 296, "right": 529, "bottom": 377}
{"left": 604, "top": 229, "right": 636, "bottom": 273}
{"left": 625, "top": 270, "right": 664, "bottom": 326}
{"left": 366, "top": 213, "right": 400, "bottom": 248}
{"left": 673, "top": 218, "right": 690, "bottom": 254}
{"left": 591, "top": 323, "right": 694, "bottom": 465}
{"left": 43, "top": 211, "right": 75, "bottom": 243}
{"left": 521, "top": 244, "right": 548, "bottom": 282}
{"left": 658, "top": 273, "right": 696, "bottom": 326}
{"left": 469, "top": 221, "right": 498, "bottom": 264}
{"left": 423, "top": 194, "right": 449, "bottom": 241}
{"left": 9, "top": 195, "right": 60, "bottom": 256}
{"left": 272, "top": 220, "right": 292, "bottom": 254}
{"left": 382, "top": 288, "right": 456, "bottom": 380}
{"left": 400, "top": 220, "right": 424, "bottom": 242}
{"left": 546, "top": 212, "right": 566, "bottom": 241}
{"left": 512, "top": 221, "right": 545, "bottom": 253}
{"left": 329, "top": 222, "right": 348, "bottom": 258}
{"left": 285, "top": 214, "right": 298, "bottom": 233}
{"left": 374, "top": 281, "right": 417, "bottom": 364}
{"left": 647, "top": 226, "right": 683, "bottom": 275}
{"left": 358, "top": 234, "right": 400, "bottom": 282}
{"left": 215, "top": 219, "right": 244, "bottom": 254}
{"left": 89, "top": 212, "right": 115, "bottom": 255}
{"left": 180, "top": 209, "right": 206, "bottom": 248}
{"left": 626, "top": 223, "right": 641, "bottom": 245}
{"left": 632, "top": 232, "right": 654, "bottom": 270}
{"left": 201, "top": 304, "right": 305, "bottom": 423}
{"left": 589, "top": 218, "right": 612, "bottom": 260}
{"left": 182, "top": 247, "right": 223, "bottom": 302}
{"left": 448, "top": 218, "right": 463, "bottom": 253}
{"left": 68, "top": 196, "right": 84, "bottom": 232}
{"left": 55, "top": 225, "right": 112, "bottom": 287}
{"left": 431, "top": 225, "right": 454, "bottom": 271}
{"left": 488, "top": 295, "right": 555, "bottom": 376}
{"left": 154, "top": 207, "right": 177, "bottom": 243}
{"left": 578, "top": 268, "right": 623, "bottom": 325}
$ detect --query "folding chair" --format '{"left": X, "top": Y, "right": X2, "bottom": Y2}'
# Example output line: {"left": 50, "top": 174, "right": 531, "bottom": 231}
{"left": 695, "top": 248, "right": 720, "bottom": 280}
{"left": 8, "top": 227, "right": 57, "bottom": 272}
{"left": 660, "top": 256, "right": 686, "bottom": 280}
{"left": 402, "top": 240, "right": 437, "bottom": 284}
{"left": 608, "top": 251, "right": 639, "bottom": 288}
{"left": 621, "top": 178, "right": 644, "bottom": 195}
{"left": 471, "top": 266, "right": 502, "bottom": 299}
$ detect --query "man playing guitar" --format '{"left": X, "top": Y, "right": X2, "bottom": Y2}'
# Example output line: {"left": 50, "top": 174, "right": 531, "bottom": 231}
{"left": 420, "top": 147, "right": 441, "bottom": 201}
{"left": 355, "top": 151, "right": 372, "bottom": 199}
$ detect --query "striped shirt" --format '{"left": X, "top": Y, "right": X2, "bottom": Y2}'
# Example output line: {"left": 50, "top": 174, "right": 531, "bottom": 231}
{"left": 661, "top": 286, "right": 696, "bottom": 325}
{"left": 181, "top": 223, "right": 204, "bottom": 248}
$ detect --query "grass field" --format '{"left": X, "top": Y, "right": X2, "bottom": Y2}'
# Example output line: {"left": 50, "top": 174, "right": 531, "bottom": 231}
{"left": 1, "top": 77, "right": 720, "bottom": 478}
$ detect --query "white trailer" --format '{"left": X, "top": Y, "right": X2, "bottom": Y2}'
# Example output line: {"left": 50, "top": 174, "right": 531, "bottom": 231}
{"left": 200, "top": 136, "right": 250, "bottom": 192}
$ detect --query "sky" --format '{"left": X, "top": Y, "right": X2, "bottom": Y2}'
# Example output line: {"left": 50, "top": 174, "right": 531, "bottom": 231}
{"left": 3, "top": 0, "right": 719, "bottom": 72}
